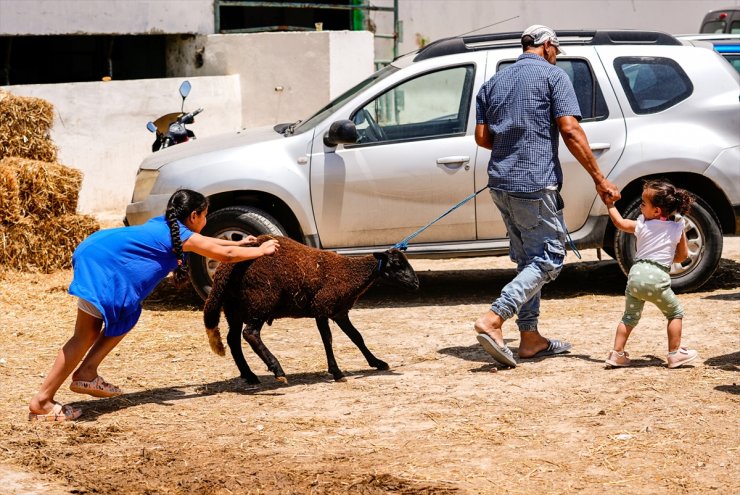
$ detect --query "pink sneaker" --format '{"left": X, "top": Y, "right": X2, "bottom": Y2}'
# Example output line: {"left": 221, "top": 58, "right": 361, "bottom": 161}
{"left": 667, "top": 347, "right": 698, "bottom": 368}
{"left": 605, "top": 350, "right": 631, "bottom": 368}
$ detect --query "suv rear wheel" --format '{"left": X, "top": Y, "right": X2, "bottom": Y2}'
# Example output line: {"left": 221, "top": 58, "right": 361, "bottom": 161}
{"left": 189, "top": 206, "right": 287, "bottom": 300}
{"left": 613, "top": 196, "right": 723, "bottom": 292}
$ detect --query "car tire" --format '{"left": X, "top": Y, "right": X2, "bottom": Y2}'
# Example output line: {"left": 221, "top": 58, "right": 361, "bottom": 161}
{"left": 189, "top": 206, "right": 287, "bottom": 300}
{"left": 613, "top": 196, "right": 723, "bottom": 293}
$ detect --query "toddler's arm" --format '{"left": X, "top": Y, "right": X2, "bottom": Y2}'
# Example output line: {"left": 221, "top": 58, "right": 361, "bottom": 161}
{"left": 673, "top": 230, "right": 688, "bottom": 264}
{"left": 183, "top": 234, "right": 279, "bottom": 262}
{"left": 606, "top": 201, "right": 636, "bottom": 233}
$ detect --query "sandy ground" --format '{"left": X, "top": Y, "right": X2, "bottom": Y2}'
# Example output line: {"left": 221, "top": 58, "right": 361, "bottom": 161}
{"left": 0, "top": 236, "right": 738, "bottom": 495}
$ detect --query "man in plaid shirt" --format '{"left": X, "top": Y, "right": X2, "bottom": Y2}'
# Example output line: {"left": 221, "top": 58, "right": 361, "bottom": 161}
{"left": 473, "top": 25, "right": 620, "bottom": 368}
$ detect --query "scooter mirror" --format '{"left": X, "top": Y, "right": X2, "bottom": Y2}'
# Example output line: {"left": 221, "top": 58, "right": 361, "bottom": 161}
{"left": 146, "top": 122, "right": 157, "bottom": 133}
{"left": 179, "top": 81, "right": 191, "bottom": 99}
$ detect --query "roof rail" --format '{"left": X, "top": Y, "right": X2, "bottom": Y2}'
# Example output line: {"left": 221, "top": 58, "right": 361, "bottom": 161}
{"left": 414, "top": 30, "right": 681, "bottom": 62}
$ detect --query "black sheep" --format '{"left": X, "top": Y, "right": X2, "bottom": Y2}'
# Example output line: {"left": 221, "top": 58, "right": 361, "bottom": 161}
{"left": 203, "top": 235, "right": 419, "bottom": 384}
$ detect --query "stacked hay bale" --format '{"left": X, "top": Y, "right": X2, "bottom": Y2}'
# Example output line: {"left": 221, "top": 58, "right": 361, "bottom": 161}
{"left": 0, "top": 90, "right": 99, "bottom": 273}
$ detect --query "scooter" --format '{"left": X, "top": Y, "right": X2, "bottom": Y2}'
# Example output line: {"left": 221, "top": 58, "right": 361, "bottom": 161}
{"left": 146, "top": 80, "right": 203, "bottom": 152}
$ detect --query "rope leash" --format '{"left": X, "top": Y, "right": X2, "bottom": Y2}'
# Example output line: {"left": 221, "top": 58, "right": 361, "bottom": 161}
{"left": 393, "top": 186, "right": 488, "bottom": 251}
{"left": 392, "top": 186, "right": 581, "bottom": 259}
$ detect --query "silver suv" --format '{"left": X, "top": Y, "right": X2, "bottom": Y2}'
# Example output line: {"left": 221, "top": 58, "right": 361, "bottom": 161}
{"left": 125, "top": 30, "right": 740, "bottom": 298}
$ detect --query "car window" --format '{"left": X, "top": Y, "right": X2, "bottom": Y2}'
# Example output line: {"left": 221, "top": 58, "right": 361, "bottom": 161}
{"left": 349, "top": 65, "right": 474, "bottom": 145}
{"left": 724, "top": 54, "right": 740, "bottom": 73}
{"left": 732, "top": 21, "right": 740, "bottom": 34}
{"left": 497, "top": 59, "right": 608, "bottom": 121}
{"left": 614, "top": 57, "right": 693, "bottom": 114}
{"left": 702, "top": 21, "right": 726, "bottom": 33}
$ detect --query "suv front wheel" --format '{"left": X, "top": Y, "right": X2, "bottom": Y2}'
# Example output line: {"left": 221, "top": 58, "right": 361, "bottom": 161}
{"left": 613, "top": 196, "right": 723, "bottom": 292}
{"left": 189, "top": 206, "right": 287, "bottom": 300}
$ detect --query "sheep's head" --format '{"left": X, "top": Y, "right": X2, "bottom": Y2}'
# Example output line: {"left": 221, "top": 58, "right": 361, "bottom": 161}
{"left": 374, "top": 249, "right": 419, "bottom": 291}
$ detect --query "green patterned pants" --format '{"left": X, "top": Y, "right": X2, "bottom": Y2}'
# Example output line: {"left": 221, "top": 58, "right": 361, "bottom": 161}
{"left": 622, "top": 260, "right": 683, "bottom": 327}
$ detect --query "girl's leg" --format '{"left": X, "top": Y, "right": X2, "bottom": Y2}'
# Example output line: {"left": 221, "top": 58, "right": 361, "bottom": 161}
{"left": 667, "top": 318, "right": 682, "bottom": 352}
{"left": 72, "top": 331, "right": 127, "bottom": 383}
{"left": 613, "top": 322, "right": 634, "bottom": 352}
{"left": 29, "top": 309, "right": 103, "bottom": 414}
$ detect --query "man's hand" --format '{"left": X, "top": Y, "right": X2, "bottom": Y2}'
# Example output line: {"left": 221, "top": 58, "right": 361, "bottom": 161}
{"left": 596, "top": 178, "right": 620, "bottom": 204}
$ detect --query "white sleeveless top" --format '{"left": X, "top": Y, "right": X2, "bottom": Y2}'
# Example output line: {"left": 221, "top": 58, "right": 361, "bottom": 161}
{"left": 634, "top": 214, "right": 684, "bottom": 267}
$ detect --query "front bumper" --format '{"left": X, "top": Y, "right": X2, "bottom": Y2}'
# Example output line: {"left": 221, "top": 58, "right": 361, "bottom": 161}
{"left": 124, "top": 193, "right": 171, "bottom": 226}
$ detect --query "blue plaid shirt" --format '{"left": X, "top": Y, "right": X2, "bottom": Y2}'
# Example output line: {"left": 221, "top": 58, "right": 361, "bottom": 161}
{"left": 476, "top": 53, "right": 581, "bottom": 193}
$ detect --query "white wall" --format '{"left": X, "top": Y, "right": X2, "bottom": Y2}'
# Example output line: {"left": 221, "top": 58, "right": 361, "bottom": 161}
{"left": 167, "top": 31, "right": 375, "bottom": 128}
{"left": 2, "top": 76, "right": 241, "bottom": 214}
{"left": 368, "top": 0, "right": 740, "bottom": 60}
{"left": 0, "top": 0, "right": 214, "bottom": 35}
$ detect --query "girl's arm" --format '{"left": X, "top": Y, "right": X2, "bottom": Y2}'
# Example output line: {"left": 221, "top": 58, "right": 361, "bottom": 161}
{"left": 182, "top": 233, "right": 279, "bottom": 262}
{"left": 673, "top": 230, "right": 688, "bottom": 263}
{"left": 606, "top": 202, "right": 636, "bottom": 233}
{"left": 209, "top": 235, "right": 258, "bottom": 247}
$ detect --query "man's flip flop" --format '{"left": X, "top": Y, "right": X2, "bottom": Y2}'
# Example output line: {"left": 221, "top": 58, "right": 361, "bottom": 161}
{"left": 476, "top": 333, "right": 517, "bottom": 367}
{"left": 28, "top": 403, "right": 82, "bottom": 422}
{"left": 70, "top": 376, "right": 123, "bottom": 398}
{"left": 519, "top": 338, "right": 572, "bottom": 359}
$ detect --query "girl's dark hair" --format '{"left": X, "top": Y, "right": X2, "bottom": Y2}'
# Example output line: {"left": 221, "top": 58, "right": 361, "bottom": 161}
{"left": 165, "top": 189, "right": 208, "bottom": 286}
{"left": 643, "top": 179, "right": 693, "bottom": 217}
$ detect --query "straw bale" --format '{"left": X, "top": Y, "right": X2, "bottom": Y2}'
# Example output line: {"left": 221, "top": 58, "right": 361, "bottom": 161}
{"left": 0, "top": 163, "right": 21, "bottom": 223}
{"left": 0, "top": 214, "right": 99, "bottom": 273}
{"left": 0, "top": 157, "right": 83, "bottom": 218}
{"left": 0, "top": 89, "right": 58, "bottom": 162}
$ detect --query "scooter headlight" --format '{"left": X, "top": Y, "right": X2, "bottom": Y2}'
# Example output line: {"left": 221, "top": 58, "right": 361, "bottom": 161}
{"left": 132, "top": 170, "right": 160, "bottom": 202}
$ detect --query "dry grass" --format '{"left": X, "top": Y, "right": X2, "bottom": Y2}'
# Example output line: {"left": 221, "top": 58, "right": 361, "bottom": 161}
{"left": 0, "top": 89, "right": 57, "bottom": 162}
{"left": 0, "top": 240, "right": 738, "bottom": 494}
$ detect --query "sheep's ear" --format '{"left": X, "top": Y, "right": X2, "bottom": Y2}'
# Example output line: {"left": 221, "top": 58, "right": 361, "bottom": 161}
{"left": 373, "top": 252, "right": 389, "bottom": 262}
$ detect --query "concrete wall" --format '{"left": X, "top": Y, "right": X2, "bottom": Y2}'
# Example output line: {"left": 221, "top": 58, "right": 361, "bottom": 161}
{"left": 369, "top": 0, "right": 740, "bottom": 61}
{"left": 2, "top": 75, "right": 241, "bottom": 214}
{"left": 0, "top": 0, "right": 214, "bottom": 35}
{"left": 167, "top": 31, "right": 375, "bottom": 128}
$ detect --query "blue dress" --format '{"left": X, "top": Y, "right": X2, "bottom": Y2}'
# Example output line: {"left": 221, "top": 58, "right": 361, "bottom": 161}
{"left": 69, "top": 216, "right": 194, "bottom": 336}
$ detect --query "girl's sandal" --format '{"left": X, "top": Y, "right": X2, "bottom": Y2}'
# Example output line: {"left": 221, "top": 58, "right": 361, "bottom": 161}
{"left": 28, "top": 403, "right": 82, "bottom": 422}
{"left": 70, "top": 376, "right": 123, "bottom": 398}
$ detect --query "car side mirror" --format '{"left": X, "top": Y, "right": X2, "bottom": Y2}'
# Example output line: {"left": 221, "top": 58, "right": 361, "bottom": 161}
{"left": 323, "top": 120, "right": 358, "bottom": 147}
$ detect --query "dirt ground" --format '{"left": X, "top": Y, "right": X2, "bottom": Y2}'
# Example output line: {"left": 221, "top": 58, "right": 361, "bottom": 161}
{"left": 0, "top": 233, "right": 738, "bottom": 495}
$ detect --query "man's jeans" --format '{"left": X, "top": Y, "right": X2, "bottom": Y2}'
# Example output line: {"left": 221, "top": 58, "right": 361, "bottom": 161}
{"left": 489, "top": 188, "right": 567, "bottom": 331}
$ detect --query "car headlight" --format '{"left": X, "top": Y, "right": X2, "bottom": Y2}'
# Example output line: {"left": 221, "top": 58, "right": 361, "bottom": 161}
{"left": 132, "top": 170, "right": 160, "bottom": 202}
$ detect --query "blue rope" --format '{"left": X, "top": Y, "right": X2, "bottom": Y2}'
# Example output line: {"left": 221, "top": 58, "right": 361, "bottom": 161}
{"left": 393, "top": 186, "right": 488, "bottom": 250}
{"left": 392, "top": 186, "right": 582, "bottom": 259}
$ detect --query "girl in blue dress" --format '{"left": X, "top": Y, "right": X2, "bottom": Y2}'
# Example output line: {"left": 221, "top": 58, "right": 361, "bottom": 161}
{"left": 28, "top": 189, "right": 280, "bottom": 421}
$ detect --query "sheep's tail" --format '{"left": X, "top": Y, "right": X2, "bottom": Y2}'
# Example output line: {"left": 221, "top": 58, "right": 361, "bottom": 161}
{"left": 203, "top": 262, "right": 238, "bottom": 356}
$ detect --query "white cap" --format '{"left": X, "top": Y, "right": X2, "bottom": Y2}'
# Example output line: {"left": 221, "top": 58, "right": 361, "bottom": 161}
{"left": 522, "top": 24, "right": 565, "bottom": 55}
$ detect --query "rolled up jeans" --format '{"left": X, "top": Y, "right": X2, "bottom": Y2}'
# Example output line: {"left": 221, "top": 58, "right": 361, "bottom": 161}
{"left": 489, "top": 188, "right": 566, "bottom": 331}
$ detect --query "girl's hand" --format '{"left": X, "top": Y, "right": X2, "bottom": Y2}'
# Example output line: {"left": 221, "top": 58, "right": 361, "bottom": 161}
{"left": 238, "top": 235, "right": 258, "bottom": 245}
{"left": 259, "top": 239, "right": 280, "bottom": 256}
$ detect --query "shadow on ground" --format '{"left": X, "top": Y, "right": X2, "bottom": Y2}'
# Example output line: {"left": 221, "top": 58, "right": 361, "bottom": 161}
{"left": 144, "top": 257, "right": 740, "bottom": 311}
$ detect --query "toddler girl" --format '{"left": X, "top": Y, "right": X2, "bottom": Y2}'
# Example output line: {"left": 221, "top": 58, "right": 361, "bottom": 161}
{"left": 604, "top": 179, "right": 698, "bottom": 369}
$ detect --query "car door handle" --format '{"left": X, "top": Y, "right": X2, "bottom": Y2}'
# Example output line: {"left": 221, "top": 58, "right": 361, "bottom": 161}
{"left": 437, "top": 156, "right": 470, "bottom": 167}
{"left": 590, "top": 143, "right": 611, "bottom": 151}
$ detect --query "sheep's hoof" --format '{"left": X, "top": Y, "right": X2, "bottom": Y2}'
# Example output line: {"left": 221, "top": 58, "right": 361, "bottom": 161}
{"left": 241, "top": 374, "right": 260, "bottom": 385}
{"left": 275, "top": 376, "right": 288, "bottom": 384}
{"left": 372, "top": 360, "right": 390, "bottom": 371}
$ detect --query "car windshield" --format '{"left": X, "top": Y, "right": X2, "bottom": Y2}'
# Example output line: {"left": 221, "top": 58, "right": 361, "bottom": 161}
{"left": 290, "top": 63, "right": 400, "bottom": 135}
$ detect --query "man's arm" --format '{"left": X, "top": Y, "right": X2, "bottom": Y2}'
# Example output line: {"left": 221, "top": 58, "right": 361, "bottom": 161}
{"left": 475, "top": 123, "right": 493, "bottom": 150}
{"left": 556, "top": 115, "right": 620, "bottom": 204}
